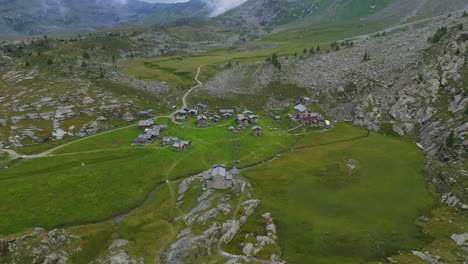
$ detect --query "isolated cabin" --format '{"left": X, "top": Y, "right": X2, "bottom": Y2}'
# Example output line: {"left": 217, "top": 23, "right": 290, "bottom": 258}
{"left": 197, "top": 114, "right": 209, "bottom": 127}
{"left": 252, "top": 126, "right": 263, "bottom": 137}
{"left": 138, "top": 119, "right": 155, "bottom": 130}
{"left": 204, "top": 164, "right": 233, "bottom": 190}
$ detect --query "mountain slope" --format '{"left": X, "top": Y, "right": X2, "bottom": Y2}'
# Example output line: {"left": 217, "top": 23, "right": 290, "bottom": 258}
{"left": 219, "top": 0, "right": 468, "bottom": 30}
{"left": 0, "top": 0, "right": 211, "bottom": 36}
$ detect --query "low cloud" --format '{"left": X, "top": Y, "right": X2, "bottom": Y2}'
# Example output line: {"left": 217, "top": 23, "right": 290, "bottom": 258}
{"left": 139, "top": 0, "right": 247, "bottom": 16}
{"left": 202, "top": 0, "right": 248, "bottom": 17}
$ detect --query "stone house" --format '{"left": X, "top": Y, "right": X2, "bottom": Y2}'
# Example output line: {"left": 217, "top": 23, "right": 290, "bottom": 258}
{"left": 188, "top": 109, "right": 198, "bottom": 116}
{"left": 294, "top": 104, "right": 312, "bottom": 125}
{"left": 249, "top": 115, "right": 259, "bottom": 124}
{"left": 193, "top": 103, "right": 208, "bottom": 111}
{"left": 176, "top": 115, "right": 186, "bottom": 122}
{"left": 252, "top": 126, "right": 263, "bottom": 137}
{"left": 162, "top": 137, "right": 179, "bottom": 146}
{"left": 222, "top": 112, "right": 233, "bottom": 119}
{"left": 133, "top": 134, "right": 153, "bottom": 145}
{"left": 220, "top": 109, "right": 234, "bottom": 118}
{"left": 138, "top": 119, "right": 155, "bottom": 130}
{"left": 139, "top": 109, "right": 153, "bottom": 118}
{"left": 243, "top": 110, "right": 254, "bottom": 116}
{"left": 210, "top": 114, "right": 221, "bottom": 122}
{"left": 237, "top": 114, "right": 249, "bottom": 126}
{"left": 146, "top": 127, "right": 161, "bottom": 139}
{"left": 310, "top": 112, "right": 324, "bottom": 124}
{"left": 204, "top": 164, "right": 233, "bottom": 190}
{"left": 171, "top": 140, "right": 191, "bottom": 151}
{"left": 197, "top": 114, "right": 209, "bottom": 127}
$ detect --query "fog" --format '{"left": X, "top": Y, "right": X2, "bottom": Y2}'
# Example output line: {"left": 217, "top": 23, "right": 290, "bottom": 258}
{"left": 139, "top": 0, "right": 248, "bottom": 16}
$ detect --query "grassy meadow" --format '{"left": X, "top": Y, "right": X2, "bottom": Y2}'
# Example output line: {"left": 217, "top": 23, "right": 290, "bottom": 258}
{"left": 0, "top": 115, "right": 296, "bottom": 235}
{"left": 239, "top": 132, "right": 434, "bottom": 263}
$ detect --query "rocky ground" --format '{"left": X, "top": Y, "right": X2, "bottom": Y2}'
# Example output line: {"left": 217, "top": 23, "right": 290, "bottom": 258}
{"left": 162, "top": 174, "right": 283, "bottom": 264}
{"left": 202, "top": 12, "right": 467, "bottom": 158}
{"left": 201, "top": 13, "right": 468, "bottom": 262}
{"left": 0, "top": 68, "right": 139, "bottom": 149}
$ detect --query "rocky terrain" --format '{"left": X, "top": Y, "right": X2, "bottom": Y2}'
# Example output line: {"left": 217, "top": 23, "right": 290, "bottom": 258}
{"left": 202, "top": 12, "right": 467, "bottom": 160}
{"left": 201, "top": 12, "right": 468, "bottom": 260}
{"left": 162, "top": 173, "right": 283, "bottom": 264}
{"left": 0, "top": 23, "right": 244, "bottom": 151}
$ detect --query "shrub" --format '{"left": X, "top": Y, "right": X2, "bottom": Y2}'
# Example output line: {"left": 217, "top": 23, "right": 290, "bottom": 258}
{"left": 429, "top": 27, "right": 448, "bottom": 43}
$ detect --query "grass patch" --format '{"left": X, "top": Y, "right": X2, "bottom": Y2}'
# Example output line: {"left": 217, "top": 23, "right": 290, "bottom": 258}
{"left": 242, "top": 132, "right": 434, "bottom": 263}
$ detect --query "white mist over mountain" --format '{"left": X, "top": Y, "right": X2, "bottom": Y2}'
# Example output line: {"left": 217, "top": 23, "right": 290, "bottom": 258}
{"left": 202, "top": 0, "right": 248, "bottom": 16}
{"left": 139, "top": 0, "right": 247, "bottom": 16}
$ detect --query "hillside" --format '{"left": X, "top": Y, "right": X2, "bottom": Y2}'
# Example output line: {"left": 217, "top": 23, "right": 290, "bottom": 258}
{"left": 0, "top": 0, "right": 212, "bottom": 36}
{"left": 220, "top": 0, "right": 468, "bottom": 30}
{"left": 0, "top": 1, "right": 467, "bottom": 264}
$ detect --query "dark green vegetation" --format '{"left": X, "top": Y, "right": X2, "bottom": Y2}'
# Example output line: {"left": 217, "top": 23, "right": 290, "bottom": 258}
{"left": 0, "top": 116, "right": 294, "bottom": 235}
{"left": 0, "top": 115, "right": 437, "bottom": 263}
{"left": 240, "top": 132, "right": 434, "bottom": 263}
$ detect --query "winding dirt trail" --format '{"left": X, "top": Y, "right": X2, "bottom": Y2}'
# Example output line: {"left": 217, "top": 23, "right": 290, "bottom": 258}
{"left": 170, "top": 65, "right": 203, "bottom": 123}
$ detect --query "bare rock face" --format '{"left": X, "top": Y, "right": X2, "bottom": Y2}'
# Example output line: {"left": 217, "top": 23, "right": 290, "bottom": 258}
{"left": 412, "top": 251, "right": 442, "bottom": 264}
{"left": 43, "top": 251, "right": 69, "bottom": 264}
{"left": 451, "top": 233, "right": 468, "bottom": 246}
{"left": 1, "top": 228, "right": 80, "bottom": 264}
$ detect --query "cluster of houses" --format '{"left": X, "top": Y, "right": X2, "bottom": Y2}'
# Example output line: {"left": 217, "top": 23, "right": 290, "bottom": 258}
{"left": 235, "top": 110, "right": 263, "bottom": 136}
{"left": 174, "top": 103, "right": 263, "bottom": 136}
{"left": 133, "top": 119, "right": 168, "bottom": 146}
{"left": 133, "top": 115, "right": 192, "bottom": 151}
{"left": 291, "top": 103, "right": 331, "bottom": 129}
